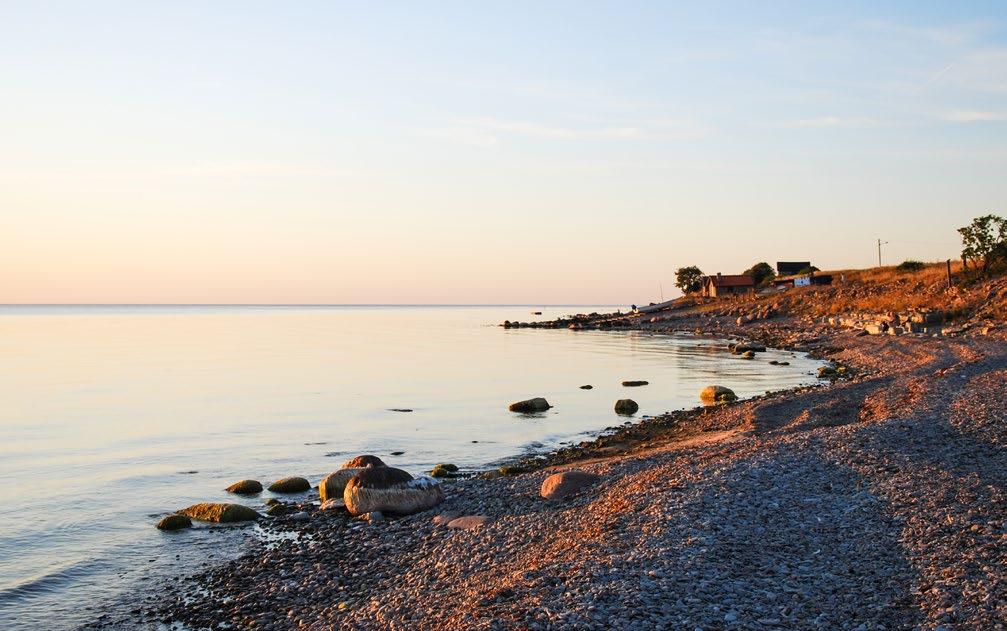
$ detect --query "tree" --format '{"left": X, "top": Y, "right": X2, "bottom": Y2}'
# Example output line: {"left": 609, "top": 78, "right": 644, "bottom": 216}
{"left": 959, "top": 214, "right": 1007, "bottom": 275}
{"left": 796, "top": 265, "right": 819, "bottom": 275}
{"left": 675, "top": 266, "right": 704, "bottom": 294}
{"left": 743, "top": 262, "right": 776, "bottom": 287}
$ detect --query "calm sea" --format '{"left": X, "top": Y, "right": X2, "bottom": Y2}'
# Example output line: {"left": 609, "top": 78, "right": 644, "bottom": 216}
{"left": 0, "top": 305, "right": 822, "bottom": 629}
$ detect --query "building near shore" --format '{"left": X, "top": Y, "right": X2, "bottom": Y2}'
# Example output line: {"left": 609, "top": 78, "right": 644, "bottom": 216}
{"left": 772, "top": 272, "right": 834, "bottom": 288}
{"left": 776, "top": 261, "right": 812, "bottom": 275}
{"left": 701, "top": 273, "right": 755, "bottom": 297}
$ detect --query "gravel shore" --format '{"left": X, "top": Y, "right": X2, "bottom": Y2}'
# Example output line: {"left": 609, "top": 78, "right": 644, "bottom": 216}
{"left": 97, "top": 319, "right": 1006, "bottom": 630}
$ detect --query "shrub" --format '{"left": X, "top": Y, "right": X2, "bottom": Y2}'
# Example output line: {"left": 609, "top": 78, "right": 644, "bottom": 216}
{"left": 896, "top": 260, "right": 925, "bottom": 272}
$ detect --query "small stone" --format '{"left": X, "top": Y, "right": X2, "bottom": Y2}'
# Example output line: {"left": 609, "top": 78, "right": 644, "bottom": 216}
{"left": 446, "top": 515, "right": 491, "bottom": 529}
{"left": 433, "top": 511, "right": 463, "bottom": 525}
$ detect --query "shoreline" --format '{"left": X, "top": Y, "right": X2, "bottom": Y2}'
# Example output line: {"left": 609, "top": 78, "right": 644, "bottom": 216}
{"left": 91, "top": 308, "right": 1006, "bottom": 630}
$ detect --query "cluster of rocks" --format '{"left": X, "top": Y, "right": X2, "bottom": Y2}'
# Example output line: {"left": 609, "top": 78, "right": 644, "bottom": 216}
{"left": 501, "top": 311, "right": 623, "bottom": 331}
{"left": 156, "top": 456, "right": 446, "bottom": 532}
{"left": 823, "top": 309, "right": 946, "bottom": 336}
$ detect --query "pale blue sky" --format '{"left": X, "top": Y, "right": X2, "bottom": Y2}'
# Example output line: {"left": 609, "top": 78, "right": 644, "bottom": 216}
{"left": 2, "top": 1, "right": 1006, "bottom": 303}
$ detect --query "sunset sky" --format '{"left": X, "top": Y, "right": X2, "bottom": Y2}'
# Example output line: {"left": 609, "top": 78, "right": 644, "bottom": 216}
{"left": 3, "top": 1, "right": 1006, "bottom": 304}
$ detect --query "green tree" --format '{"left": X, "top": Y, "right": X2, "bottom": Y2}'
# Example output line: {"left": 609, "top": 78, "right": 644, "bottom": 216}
{"left": 675, "top": 266, "right": 704, "bottom": 294}
{"left": 743, "top": 262, "right": 776, "bottom": 287}
{"left": 958, "top": 214, "right": 1007, "bottom": 275}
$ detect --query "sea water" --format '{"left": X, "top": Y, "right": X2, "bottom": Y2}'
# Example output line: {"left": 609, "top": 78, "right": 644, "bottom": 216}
{"left": 0, "top": 305, "right": 822, "bottom": 629}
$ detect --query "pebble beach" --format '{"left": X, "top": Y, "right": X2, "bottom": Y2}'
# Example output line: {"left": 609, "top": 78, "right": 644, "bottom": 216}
{"left": 92, "top": 306, "right": 1007, "bottom": 631}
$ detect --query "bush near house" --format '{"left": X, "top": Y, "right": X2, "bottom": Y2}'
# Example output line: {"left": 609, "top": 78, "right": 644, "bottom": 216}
{"left": 896, "top": 260, "right": 926, "bottom": 273}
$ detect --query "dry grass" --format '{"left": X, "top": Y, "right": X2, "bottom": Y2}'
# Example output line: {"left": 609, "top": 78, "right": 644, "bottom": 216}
{"left": 770, "top": 261, "right": 1006, "bottom": 321}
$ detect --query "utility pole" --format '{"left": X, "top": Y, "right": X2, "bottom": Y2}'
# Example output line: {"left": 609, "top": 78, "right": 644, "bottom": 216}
{"left": 877, "top": 238, "right": 888, "bottom": 267}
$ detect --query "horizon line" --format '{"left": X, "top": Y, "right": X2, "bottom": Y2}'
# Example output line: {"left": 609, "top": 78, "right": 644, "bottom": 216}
{"left": 0, "top": 303, "right": 627, "bottom": 308}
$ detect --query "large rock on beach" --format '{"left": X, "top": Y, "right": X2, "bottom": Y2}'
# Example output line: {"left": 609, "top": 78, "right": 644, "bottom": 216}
{"left": 343, "top": 467, "right": 444, "bottom": 516}
{"left": 319, "top": 455, "right": 388, "bottom": 501}
{"left": 320, "top": 470, "right": 362, "bottom": 502}
{"left": 156, "top": 514, "right": 192, "bottom": 530}
{"left": 341, "top": 455, "right": 386, "bottom": 469}
{"left": 224, "top": 479, "right": 262, "bottom": 495}
{"left": 267, "top": 477, "right": 311, "bottom": 493}
{"left": 508, "top": 397, "right": 551, "bottom": 413}
{"left": 700, "top": 385, "right": 737, "bottom": 403}
{"left": 614, "top": 399, "right": 639, "bottom": 415}
{"left": 179, "top": 503, "right": 260, "bottom": 523}
{"left": 540, "top": 470, "right": 601, "bottom": 500}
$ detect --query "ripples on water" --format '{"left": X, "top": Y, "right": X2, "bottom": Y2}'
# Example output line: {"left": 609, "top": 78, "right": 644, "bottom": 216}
{"left": 0, "top": 305, "right": 823, "bottom": 629}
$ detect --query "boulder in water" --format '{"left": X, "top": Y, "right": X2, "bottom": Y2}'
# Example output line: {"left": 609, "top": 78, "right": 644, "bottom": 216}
{"left": 700, "top": 385, "right": 737, "bottom": 403}
{"left": 614, "top": 399, "right": 639, "bottom": 415}
{"left": 579, "top": 385, "right": 593, "bottom": 390}
{"left": 621, "top": 380, "right": 649, "bottom": 387}
{"left": 267, "top": 477, "right": 311, "bottom": 493}
{"left": 508, "top": 397, "right": 551, "bottom": 413}
{"left": 156, "top": 514, "right": 192, "bottom": 530}
{"left": 225, "top": 479, "right": 262, "bottom": 495}
{"left": 180, "top": 503, "right": 260, "bottom": 523}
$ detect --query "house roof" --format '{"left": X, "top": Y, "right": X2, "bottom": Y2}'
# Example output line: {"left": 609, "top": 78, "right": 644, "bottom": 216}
{"left": 705, "top": 274, "right": 754, "bottom": 288}
{"left": 777, "top": 261, "right": 811, "bottom": 275}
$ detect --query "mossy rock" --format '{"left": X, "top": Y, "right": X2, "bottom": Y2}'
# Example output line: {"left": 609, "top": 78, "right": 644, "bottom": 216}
{"left": 225, "top": 479, "right": 263, "bottom": 495}
{"left": 614, "top": 399, "right": 639, "bottom": 415}
{"left": 179, "top": 503, "right": 260, "bottom": 523}
{"left": 430, "top": 463, "right": 459, "bottom": 478}
{"left": 700, "top": 385, "right": 737, "bottom": 403}
{"left": 266, "top": 503, "right": 295, "bottom": 517}
{"left": 498, "top": 465, "right": 529, "bottom": 476}
{"left": 267, "top": 477, "right": 311, "bottom": 493}
{"left": 156, "top": 514, "right": 192, "bottom": 531}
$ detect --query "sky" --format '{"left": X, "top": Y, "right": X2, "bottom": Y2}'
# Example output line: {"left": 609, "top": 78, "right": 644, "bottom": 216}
{"left": 2, "top": 1, "right": 1006, "bottom": 304}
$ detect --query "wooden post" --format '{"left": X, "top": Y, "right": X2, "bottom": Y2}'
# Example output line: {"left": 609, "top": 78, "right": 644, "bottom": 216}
{"left": 946, "top": 259, "right": 952, "bottom": 289}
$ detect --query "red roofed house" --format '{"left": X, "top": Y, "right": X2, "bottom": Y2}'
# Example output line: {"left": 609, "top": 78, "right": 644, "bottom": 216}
{"left": 701, "top": 273, "right": 755, "bottom": 298}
